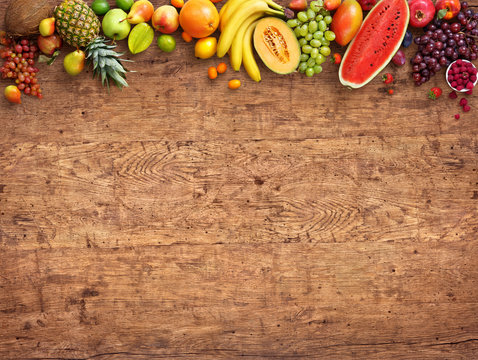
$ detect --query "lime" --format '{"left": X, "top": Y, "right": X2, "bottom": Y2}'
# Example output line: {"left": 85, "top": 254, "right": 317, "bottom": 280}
{"left": 91, "top": 0, "right": 110, "bottom": 15}
{"left": 115, "top": 0, "right": 134, "bottom": 12}
{"left": 157, "top": 34, "right": 176, "bottom": 53}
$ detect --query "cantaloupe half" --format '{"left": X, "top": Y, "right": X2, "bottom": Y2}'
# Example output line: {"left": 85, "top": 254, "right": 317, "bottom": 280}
{"left": 253, "top": 17, "right": 301, "bottom": 75}
{"left": 339, "top": 0, "right": 410, "bottom": 88}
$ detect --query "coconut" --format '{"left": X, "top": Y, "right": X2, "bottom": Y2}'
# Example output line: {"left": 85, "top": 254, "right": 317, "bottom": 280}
{"left": 4, "top": 0, "right": 58, "bottom": 37}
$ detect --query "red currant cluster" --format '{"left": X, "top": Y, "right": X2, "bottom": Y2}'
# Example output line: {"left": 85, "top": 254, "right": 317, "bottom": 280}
{"left": 1, "top": 37, "right": 43, "bottom": 99}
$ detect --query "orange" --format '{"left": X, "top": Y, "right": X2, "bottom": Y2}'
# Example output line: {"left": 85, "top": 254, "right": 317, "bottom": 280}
{"left": 181, "top": 31, "right": 193, "bottom": 42}
{"left": 171, "top": 0, "right": 184, "bottom": 8}
{"left": 228, "top": 79, "right": 241, "bottom": 90}
{"left": 179, "top": 0, "right": 219, "bottom": 38}
{"left": 216, "top": 62, "right": 227, "bottom": 74}
{"left": 208, "top": 66, "right": 217, "bottom": 79}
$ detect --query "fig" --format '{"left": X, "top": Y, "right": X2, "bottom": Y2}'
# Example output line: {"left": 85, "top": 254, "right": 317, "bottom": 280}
{"left": 392, "top": 49, "right": 406, "bottom": 66}
{"left": 4, "top": 0, "right": 57, "bottom": 37}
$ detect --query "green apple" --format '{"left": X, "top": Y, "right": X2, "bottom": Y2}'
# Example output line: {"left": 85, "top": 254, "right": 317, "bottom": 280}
{"left": 116, "top": 0, "right": 134, "bottom": 12}
{"left": 102, "top": 9, "right": 131, "bottom": 41}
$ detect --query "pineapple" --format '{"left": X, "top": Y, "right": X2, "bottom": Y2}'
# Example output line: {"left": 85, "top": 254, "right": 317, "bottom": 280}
{"left": 54, "top": 0, "right": 100, "bottom": 48}
{"left": 54, "top": 0, "right": 130, "bottom": 89}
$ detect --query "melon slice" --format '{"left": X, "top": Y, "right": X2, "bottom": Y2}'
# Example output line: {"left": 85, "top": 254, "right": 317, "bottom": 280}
{"left": 253, "top": 17, "right": 300, "bottom": 75}
{"left": 339, "top": 0, "right": 410, "bottom": 88}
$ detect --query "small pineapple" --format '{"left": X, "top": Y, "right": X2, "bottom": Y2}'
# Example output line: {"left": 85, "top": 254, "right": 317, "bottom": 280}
{"left": 54, "top": 0, "right": 100, "bottom": 48}
{"left": 54, "top": 0, "right": 130, "bottom": 89}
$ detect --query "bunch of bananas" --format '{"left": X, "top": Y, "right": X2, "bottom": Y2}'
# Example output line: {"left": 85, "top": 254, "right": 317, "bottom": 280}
{"left": 217, "top": 0, "right": 284, "bottom": 82}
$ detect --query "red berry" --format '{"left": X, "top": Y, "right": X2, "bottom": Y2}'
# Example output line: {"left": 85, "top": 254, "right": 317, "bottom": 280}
{"left": 454, "top": 114, "right": 460, "bottom": 119}
{"left": 449, "top": 91, "right": 458, "bottom": 99}
{"left": 463, "top": 105, "right": 471, "bottom": 112}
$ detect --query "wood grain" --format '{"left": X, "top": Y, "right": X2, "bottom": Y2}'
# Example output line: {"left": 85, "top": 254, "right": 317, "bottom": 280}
{"left": 1, "top": 0, "right": 478, "bottom": 358}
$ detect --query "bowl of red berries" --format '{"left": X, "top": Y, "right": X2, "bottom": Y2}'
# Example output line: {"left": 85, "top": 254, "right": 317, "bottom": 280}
{"left": 446, "top": 59, "right": 478, "bottom": 92}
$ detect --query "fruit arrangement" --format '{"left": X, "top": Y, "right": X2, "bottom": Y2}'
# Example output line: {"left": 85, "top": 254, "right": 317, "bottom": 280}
{"left": 0, "top": 0, "right": 476, "bottom": 118}
{"left": 410, "top": 1, "right": 478, "bottom": 86}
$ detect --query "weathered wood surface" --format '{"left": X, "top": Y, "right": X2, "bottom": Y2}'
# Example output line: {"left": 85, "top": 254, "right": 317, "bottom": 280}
{"left": 1, "top": 0, "right": 478, "bottom": 359}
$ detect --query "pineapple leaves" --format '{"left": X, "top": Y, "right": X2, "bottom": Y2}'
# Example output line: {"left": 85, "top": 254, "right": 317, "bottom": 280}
{"left": 85, "top": 37, "right": 131, "bottom": 90}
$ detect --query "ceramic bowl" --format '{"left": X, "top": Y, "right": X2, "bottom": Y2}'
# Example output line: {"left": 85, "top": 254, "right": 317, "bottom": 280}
{"left": 446, "top": 59, "right": 478, "bottom": 92}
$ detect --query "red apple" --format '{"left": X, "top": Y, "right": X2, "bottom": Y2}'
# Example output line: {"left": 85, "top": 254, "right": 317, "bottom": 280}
{"left": 357, "top": 0, "right": 377, "bottom": 10}
{"left": 408, "top": 0, "right": 435, "bottom": 28}
{"left": 37, "top": 34, "right": 62, "bottom": 56}
{"left": 435, "top": 0, "right": 460, "bottom": 20}
{"left": 151, "top": 5, "right": 179, "bottom": 34}
{"left": 324, "top": 0, "right": 341, "bottom": 11}
{"left": 39, "top": 17, "right": 55, "bottom": 37}
{"left": 288, "top": 0, "right": 307, "bottom": 11}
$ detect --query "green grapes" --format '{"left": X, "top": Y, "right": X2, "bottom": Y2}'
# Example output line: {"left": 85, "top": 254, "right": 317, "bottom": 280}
{"left": 286, "top": 0, "right": 336, "bottom": 77}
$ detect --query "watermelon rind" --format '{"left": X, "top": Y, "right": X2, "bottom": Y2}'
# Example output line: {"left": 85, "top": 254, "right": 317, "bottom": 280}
{"left": 339, "top": 0, "right": 410, "bottom": 89}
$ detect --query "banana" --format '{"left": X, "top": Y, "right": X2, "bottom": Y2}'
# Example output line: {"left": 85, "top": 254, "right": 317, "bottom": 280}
{"left": 218, "top": 0, "right": 230, "bottom": 18}
{"left": 229, "top": 12, "right": 264, "bottom": 71}
{"left": 264, "top": 0, "right": 284, "bottom": 11}
{"left": 220, "top": 0, "right": 283, "bottom": 31}
{"left": 219, "top": 0, "right": 248, "bottom": 32}
{"left": 217, "top": 0, "right": 283, "bottom": 58}
{"left": 242, "top": 20, "right": 261, "bottom": 82}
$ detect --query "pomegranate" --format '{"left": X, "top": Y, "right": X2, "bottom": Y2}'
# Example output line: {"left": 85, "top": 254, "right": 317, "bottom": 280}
{"left": 408, "top": 0, "right": 435, "bottom": 28}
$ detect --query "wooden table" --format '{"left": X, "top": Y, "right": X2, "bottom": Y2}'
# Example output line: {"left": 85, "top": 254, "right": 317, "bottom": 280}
{"left": 1, "top": 1, "right": 477, "bottom": 358}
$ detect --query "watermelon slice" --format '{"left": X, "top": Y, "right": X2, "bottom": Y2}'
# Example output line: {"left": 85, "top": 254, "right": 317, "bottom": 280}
{"left": 339, "top": 0, "right": 410, "bottom": 88}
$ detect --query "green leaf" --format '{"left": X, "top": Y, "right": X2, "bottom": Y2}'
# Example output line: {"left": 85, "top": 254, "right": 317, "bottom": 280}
{"left": 437, "top": 9, "right": 448, "bottom": 19}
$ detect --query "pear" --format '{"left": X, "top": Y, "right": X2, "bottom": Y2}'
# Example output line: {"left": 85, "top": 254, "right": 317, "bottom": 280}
{"left": 39, "top": 17, "right": 55, "bottom": 37}
{"left": 126, "top": 0, "right": 154, "bottom": 24}
{"left": 63, "top": 50, "right": 85, "bottom": 76}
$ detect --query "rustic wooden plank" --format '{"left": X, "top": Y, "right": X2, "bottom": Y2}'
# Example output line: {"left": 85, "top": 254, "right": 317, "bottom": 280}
{"left": 0, "top": 135, "right": 477, "bottom": 249}
{"left": 0, "top": 243, "right": 477, "bottom": 359}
